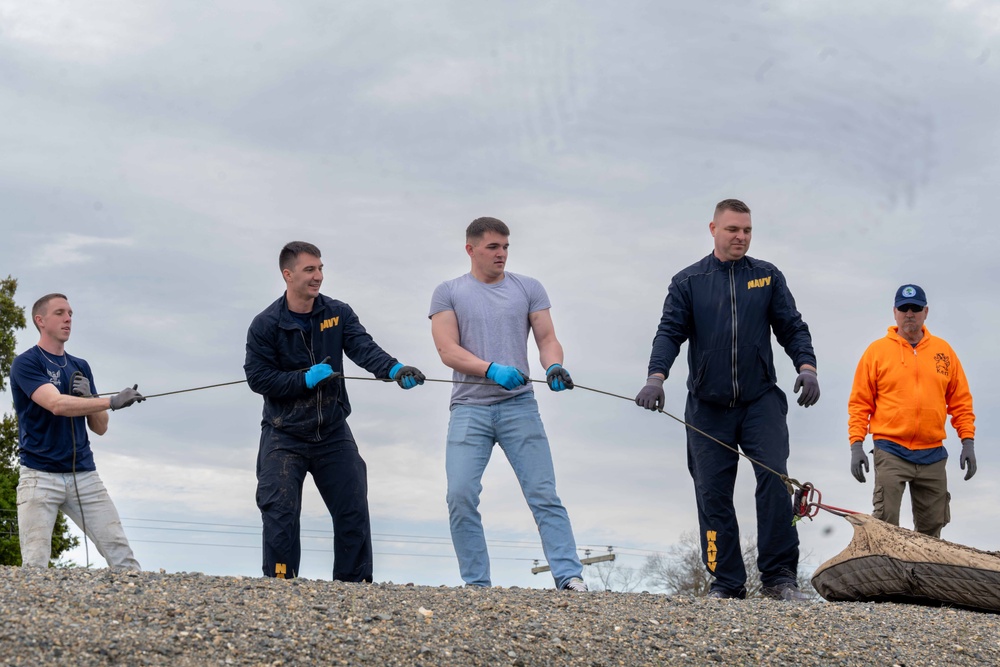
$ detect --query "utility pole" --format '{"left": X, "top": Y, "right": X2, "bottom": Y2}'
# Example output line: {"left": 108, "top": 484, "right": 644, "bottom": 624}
{"left": 531, "top": 546, "right": 616, "bottom": 574}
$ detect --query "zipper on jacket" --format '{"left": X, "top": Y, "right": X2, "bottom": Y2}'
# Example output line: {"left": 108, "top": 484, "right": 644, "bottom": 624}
{"left": 909, "top": 343, "right": 920, "bottom": 449}
{"left": 728, "top": 264, "right": 740, "bottom": 407}
{"left": 300, "top": 329, "right": 324, "bottom": 440}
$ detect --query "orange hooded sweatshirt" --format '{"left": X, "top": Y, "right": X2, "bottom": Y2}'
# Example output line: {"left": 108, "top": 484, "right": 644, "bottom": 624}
{"left": 848, "top": 325, "right": 975, "bottom": 450}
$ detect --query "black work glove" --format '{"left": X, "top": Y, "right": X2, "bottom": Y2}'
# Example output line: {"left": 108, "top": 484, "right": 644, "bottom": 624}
{"left": 545, "top": 364, "right": 574, "bottom": 391}
{"left": 393, "top": 365, "right": 426, "bottom": 390}
{"left": 960, "top": 438, "right": 977, "bottom": 481}
{"left": 635, "top": 377, "right": 665, "bottom": 411}
{"left": 793, "top": 368, "right": 820, "bottom": 407}
{"left": 110, "top": 385, "right": 145, "bottom": 411}
{"left": 70, "top": 371, "right": 94, "bottom": 398}
{"left": 850, "top": 442, "right": 869, "bottom": 483}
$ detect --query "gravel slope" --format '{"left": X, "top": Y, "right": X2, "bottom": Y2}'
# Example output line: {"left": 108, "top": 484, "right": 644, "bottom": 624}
{"left": 1, "top": 566, "right": 997, "bottom": 666}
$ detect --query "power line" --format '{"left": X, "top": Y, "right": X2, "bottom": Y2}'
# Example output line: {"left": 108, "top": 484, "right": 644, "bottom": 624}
{"left": 116, "top": 516, "right": 665, "bottom": 555}
{"left": 3, "top": 509, "right": 670, "bottom": 557}
{"left": 126, "top": 539, "right": 534, "bottom": 561}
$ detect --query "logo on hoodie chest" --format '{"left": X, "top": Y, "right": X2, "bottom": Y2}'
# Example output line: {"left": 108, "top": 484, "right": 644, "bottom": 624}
{"left": 320, "top": 317, "right": 340, "bottom": 332}
{"left": 747, "top": 276, "right": 772, "bottom": 290}
{"left": 934, "top": 353, "right": 950, "bottom": 377}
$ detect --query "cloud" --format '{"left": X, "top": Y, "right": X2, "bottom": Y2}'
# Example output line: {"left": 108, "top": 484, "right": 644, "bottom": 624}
{"left": 0, "top": 0, "right": 169, "bottom": 63}
{"left": 3, "top": 0, "right": 1000, "bottom": 588}
{"left": 30, "top": 233, "right": 134, "bottom": 267}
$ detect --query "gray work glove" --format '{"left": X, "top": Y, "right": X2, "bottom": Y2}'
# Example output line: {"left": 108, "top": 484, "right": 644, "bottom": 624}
{"left": 960, "top": 438, "right": 977, "bottom": 481}
{"left": 110, "top": 385, "right": 146, "bottom": 411}
{"left": 850, "top": 442, "right": 869, "bottom": 483}
{"left": 70, "top": 371, "right": 94, "bottom": 398}
{"left": 793, "top": 368, "right": 820, "bottom": 407}
{"left": 635, "top": 376, "right": 665, "bottom": 411}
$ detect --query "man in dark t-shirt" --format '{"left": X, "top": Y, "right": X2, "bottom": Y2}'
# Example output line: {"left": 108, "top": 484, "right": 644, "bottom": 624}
{"left": 10, "top": 293, "right": 145, "bottom": 568}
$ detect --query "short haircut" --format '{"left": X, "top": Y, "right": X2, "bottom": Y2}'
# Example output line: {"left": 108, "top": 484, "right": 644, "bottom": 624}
{"left": 279, "top": 241, "right": 322, "bottom": 271}
{"left": 714, "top": 199, "right": 751, "bottom": 218}
{"left": 466, "top": 217, "right": 510, "bottom": 244}
{"left": 31, "top": 293, "right": 69, "bottom": 331}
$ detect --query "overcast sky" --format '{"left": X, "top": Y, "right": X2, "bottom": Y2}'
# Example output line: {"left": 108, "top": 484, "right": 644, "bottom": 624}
{"left": 1, "top": 0, "right": 998, "bottom": 588}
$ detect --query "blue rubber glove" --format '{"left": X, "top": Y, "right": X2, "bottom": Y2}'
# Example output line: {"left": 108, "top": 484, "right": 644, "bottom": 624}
{"left": 486, "top": 363, "right": 527, "bottom": 391}
{"left": 389, "top": 362, "right": 426, "bottom": 390}
{"left": 545, "top": 364, "right": 574, "bottom": 391}
{"left": 305, "top": 362, "right": 334, "bottom": 389}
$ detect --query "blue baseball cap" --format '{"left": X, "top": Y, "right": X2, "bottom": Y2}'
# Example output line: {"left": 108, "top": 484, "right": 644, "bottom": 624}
{"left": 894, "top": 284, "right": 927, "bottom": 308}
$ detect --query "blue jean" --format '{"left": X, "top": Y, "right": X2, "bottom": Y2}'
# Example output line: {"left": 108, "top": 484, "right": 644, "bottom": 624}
{"left": 446, "top": 392, "right": 582, "bottom": 588}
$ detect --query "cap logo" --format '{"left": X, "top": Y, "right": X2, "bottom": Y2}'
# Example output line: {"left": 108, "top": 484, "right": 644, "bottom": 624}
{"left": 902, "top": 286, "right": 916, "bottom": 298}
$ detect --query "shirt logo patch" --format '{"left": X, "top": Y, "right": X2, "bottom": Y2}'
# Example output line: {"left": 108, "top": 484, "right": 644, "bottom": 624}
{"left": 47, "top": 369, "right": 62, "bottom": 386}
{"left": 747, "top": 276, "right": 772, "bottom": 289}
{"left": 934, "top": 353, "right": 950, "bottom": 377}
{"left": 320, "top": 317, "right": 340, "bottom": 331}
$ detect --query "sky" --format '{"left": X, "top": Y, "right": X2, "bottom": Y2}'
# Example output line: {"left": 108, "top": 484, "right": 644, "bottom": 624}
{"left": 1, "top": 0, "right": 998, "bottom": 589}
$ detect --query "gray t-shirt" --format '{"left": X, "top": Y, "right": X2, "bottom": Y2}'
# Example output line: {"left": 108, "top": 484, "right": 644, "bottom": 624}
{"left": 429, "top": 272, "right": 551, "bottom": 406}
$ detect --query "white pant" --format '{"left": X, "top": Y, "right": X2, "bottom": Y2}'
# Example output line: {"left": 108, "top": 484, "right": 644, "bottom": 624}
{"left": 16, "top": 467, "right": 140, "bottom": 570}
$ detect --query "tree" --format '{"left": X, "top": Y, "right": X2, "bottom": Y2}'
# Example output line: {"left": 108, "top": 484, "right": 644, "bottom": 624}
{"left": 0, "top": 276, "right": 26, "bottom": 392}
{"left": 584, "top": 556, "right": 644, "bottom": 593}
{"left": 641, "top": 531, "right": 715, "bottom": 596}
{"left": 641, "top": 530, "right": 818, "bottom": 599}
{"left": 0, "top": 276, "right": 79, "bottom": 566}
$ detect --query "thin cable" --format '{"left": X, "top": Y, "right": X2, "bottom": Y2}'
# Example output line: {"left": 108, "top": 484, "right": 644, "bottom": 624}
{"left": 90, "top": 374, "right": 507, "bottom": 398}
{"left": 332, "top": 376, "right": 804, "bottom": 487}
{"left": 552, "top": 380, "right": 805, "bottom": 489}
{"left": 116, "top": 516, "right": 662, "bottom": 557}
{"left": 93, "top": 379, "right": 247, "bottom": 399}
{"left": 94, "top": 372, "right": 806, "bottom": 492}
{"left": 70, "top": 413, "right": 91, "bottom": 568}
{"left": 125, "top": 538, "right": 536, "bottom": 561}
{"left": 120, "top": 525, "right": 548, "bottom": 550}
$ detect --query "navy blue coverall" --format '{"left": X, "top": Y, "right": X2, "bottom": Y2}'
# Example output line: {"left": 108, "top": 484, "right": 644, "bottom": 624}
{"left": 647, "top": 253, "right": 816, "bottom": 597}
{"left": 245, "top": 293, "right": 399, "bottom": 581}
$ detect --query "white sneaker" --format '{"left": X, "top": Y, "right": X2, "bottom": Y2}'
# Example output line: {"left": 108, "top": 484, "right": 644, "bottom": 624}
{"left": 562, "top": 577, "right": 589, "bottom": 592}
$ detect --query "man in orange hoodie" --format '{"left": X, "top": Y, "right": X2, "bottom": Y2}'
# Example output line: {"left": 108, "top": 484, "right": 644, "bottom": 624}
{"left": 848, "top": 284, "right": 977, "bottom": 537}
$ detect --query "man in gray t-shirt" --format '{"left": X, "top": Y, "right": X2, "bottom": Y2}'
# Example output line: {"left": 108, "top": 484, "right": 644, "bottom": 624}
{"left": 429, "top": 216, "right": 588, "bottom": 592}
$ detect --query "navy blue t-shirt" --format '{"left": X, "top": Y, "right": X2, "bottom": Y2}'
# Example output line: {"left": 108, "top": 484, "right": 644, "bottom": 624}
{"left": 287, "top": 308, "right": 312, "bottom": 334}
{"left": 874, "top": 439, "right": 948, "bottom": 465}
{"left": 10, "top": 346, "right": 98, "bottom": 472}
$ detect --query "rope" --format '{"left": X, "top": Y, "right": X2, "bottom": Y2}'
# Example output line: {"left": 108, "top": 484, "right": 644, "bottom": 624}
{"left": 70, "top": 414, "right": 91, "bottom": 568}
{"left": 95, "top": 379, "right": 248, "bottom": 400}
{"left": 559, "top": 381, "right": 799, "bottom": 489}
{"left": 92, "top": 370, "right": 874, "bottom": 522}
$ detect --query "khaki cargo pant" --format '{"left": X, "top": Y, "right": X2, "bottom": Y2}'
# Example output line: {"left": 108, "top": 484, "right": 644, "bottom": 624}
{"left": 872, "top": 448, "right": 950, "bottom": 538}
{"left": 17, "top": 467, "right": 141, "bottom": 570}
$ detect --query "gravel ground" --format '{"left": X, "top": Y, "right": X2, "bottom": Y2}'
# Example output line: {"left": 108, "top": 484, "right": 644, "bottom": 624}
{"left": 1, "top": 566, "right": 998, "bottom": 666}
